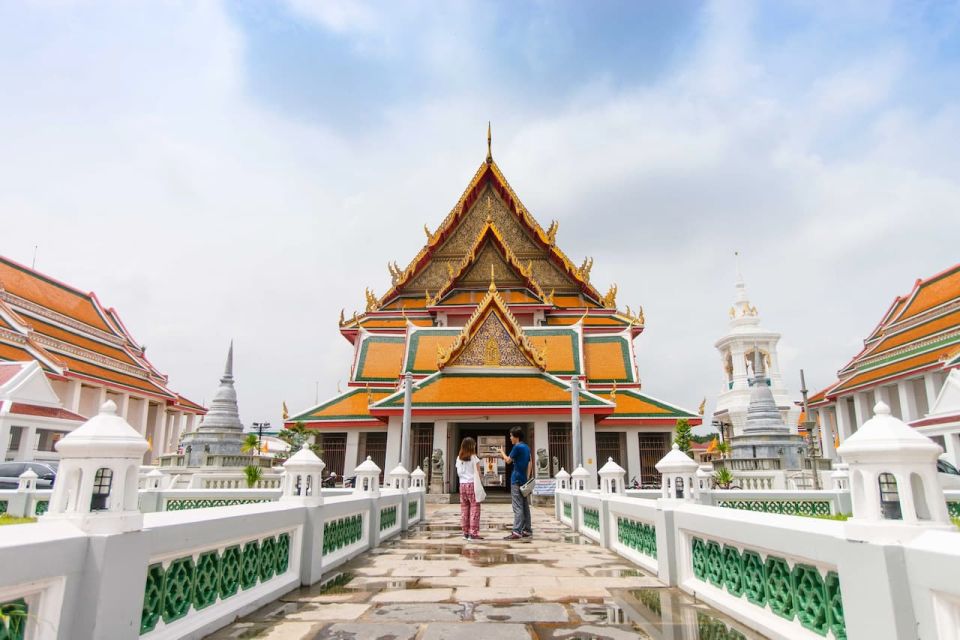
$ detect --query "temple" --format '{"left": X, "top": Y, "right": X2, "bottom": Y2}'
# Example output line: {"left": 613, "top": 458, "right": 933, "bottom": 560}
{"left": 0, "top": 255, "right": 205, "bottom": 463}
{"left": 809, "top": 262, "right": 960, "bottom": 465}
{"left": 287, "top": 131, "right": 700, "bottom": 493}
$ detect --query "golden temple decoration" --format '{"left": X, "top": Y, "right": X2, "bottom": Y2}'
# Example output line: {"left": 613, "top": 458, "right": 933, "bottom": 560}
{"left": 637, "top": 305, "right": 644, "bottom": 325}
{"left": 365, "top": 288, "right": 378, "bottom": 312}
{"left": 436, "top": 282, "right": 546, "bottom": 370}
{"left": 546, "top": 289, "right": 555, "bottom": 305}
{"left": 424, "top": 224, "right": 433, "bottom": 242}
{"left": 483, "top": 337, "right": 500, "bottom": 366}
{"left": 698, "top": 398, "right": 706, "bottom": 416}
{"left": 447, "top": 262, "right": 456, "bottom": 279}
{"left": 339, "top": 308, "right": 345, "bottom": 326}
{"left": 546, "top": 220, "right": 558, "bottom": 245}
{"left": 602, "top": 283, "right": 618, "bottom": 309}
{"left": 388, "top": 261, "right": 402, "bottom": 285}
{"left": 610, "top": 380, "right": 617, "bottom": 400}
{"left": 729, "top": 307, "right": 736, "bottom": 319}
{"left": 366, "top": 383, "right": 373, "bottom": 406}
{"left": 486, "top": 121, "right": 492, "bottom": 164}
{"left": 425, "top": 290, "right": 433, "bottom": 306}
{"left": 282, "top": 401, "right": 289, "bottom": 420}
{"left": 579, "top": 257, "right": 594, "bottom": 281}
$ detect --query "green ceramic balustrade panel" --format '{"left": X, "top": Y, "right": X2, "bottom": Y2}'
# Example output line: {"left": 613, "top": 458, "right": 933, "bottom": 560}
{"left": 690, "top": 536, "right": 845, "bottom": 638}
{"left": 380, "top": 506, "right": 398, "bottom": 531}
{"left": 0, "top": 598, "right": 27, "bottom": 640}
{"left": 165, "top": 498, "right": 269, "bottom": 511}
{"left": 33, "top": 500, "right": 48, "bottom": 516}
{"left": 717, "top": 500, "right": 832, "bottom": 517}
{"left": 323, "top": 514, "right": 363, "bottom": 555}
{"left": 582, "top": 507, "right": 600, "bottom": 531}
{"left": 408, "top": 501, "right": 418, "bottom": 519}
{"left": 615, "top": 517, "right": 657, "bottom": 559}
{"left": 139, "top": 531, "right": 292, "bottom": 635}
{"left": 562, "top": 501, "right": 572, "bottom": 520}
{"left": 948, "top": 501, "right": 960, "bottom": 518}
{"left": 696, "top": 612, "right": 747, "bottom": 640}
{"left": 0, "top": 501, "right": 7, "bottom": 515}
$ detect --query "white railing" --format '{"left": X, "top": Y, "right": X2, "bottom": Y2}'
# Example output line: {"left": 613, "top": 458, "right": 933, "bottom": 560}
{"left": 555, "top": 487, "right": 960, "bottom": 640}
{"left": 0, "top": 485, "right": 426, "bottom": 640}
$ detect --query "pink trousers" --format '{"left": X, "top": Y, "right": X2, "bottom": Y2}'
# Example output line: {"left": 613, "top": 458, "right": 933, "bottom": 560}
{"left": 459, "top": 482, "right": 481, "bottom": 536}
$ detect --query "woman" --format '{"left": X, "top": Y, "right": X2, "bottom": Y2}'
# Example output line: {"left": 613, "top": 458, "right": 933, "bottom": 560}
{"left": 456, "top": 437, "right": 484, "bottom": 540}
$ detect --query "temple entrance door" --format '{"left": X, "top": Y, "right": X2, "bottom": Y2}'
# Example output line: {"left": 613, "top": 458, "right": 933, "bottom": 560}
{"left": 451, "top": 423, "right": 532, "bottom": 493}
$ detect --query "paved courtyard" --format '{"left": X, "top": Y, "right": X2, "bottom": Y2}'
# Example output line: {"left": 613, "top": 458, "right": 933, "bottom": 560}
{"left": 209, "top": 503, "right": 762, "bottom": 639}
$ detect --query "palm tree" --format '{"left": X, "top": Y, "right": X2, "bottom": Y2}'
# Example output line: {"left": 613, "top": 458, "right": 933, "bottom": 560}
{"left": 243, "top": 465, "right": 263, "bottom": 488}
{"left": 713, "top": 467, "right": 735, "bottom": 489}
{"left": 241, "top": 433, "right": 260, "bottom": 456}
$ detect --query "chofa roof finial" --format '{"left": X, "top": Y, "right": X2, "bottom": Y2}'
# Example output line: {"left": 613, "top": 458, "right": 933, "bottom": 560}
{"left": 486, "top": 121, "right": 492, "bottom": 164}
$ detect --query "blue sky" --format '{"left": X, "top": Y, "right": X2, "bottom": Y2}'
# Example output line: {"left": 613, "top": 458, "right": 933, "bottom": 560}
{"left": 1, "top": 1, "right": 960, "bottom": 429}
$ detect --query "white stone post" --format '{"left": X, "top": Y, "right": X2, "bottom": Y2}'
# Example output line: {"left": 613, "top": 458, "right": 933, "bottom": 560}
{"left": 344, "top": 430, "right": 361, "bottom": 478}
{"left": 838, "top": 401, "right": 953, "bottom": 543}
{"left": 282, "top": 444, "right": 326, "bottom": 506}
{"left": 598, "top": 457, "right": 625, "bottom": 495}
{"left": 17, "top": 467, "right": 37, "bottom": 491}
{"left": 410, "top": 466, "right": 426, "bottom": 491}
{"left": 353, "top": 456, "right": 382, "bottom": 497}
{"left": 400, "top": 372, "right": 413, "bottom": 470}
{"left": 555, "top": 467, "right": 570, "bottom": 491}
{"left": 655, "top": 444, "right": 699, "bottom": 502}
{"left": 45, "top": 400, "right": 148, "bottom": 534}
{"left": 388, "top": 464, "right": 411, "bottom": 491}
{"left": 820, "top": 406, "right": 838, "bottom": 460}
{"left": 18, "top": 425, "right": 37, "bottom": 461}
{"left": 570, "top": 465, "right": 590, "bottom": 492}
{"left": 571, "top": 376, "right": 583, "bottom": 468}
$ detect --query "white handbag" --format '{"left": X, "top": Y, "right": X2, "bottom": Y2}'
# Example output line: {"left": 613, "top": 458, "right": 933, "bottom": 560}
{"left": 472, "top": 456, "right": 487, "bottom": 503}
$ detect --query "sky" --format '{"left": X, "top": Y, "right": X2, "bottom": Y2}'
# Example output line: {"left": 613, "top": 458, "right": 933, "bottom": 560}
{"left": 2, "top": 0, "right": 960, "bottom": 432}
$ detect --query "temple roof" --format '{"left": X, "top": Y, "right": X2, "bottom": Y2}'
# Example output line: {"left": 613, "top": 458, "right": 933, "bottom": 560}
{"left": 289, "top": 387, "right": 392, "bottom": 427}
{"left": 584, "top": 333, "right": 637, "bottom": 385}
{"left": 0, "top": 254, "right": 204, "bottom": 411}
{"left": 370, "top": 371, "right": 613, "bottom": 416}
{"left": 352, "top": 333, "right": 406, "bottom": 384}
{"left": 812, "top": 262, "right": 960, "bottom": 405}
{"left": 596, "top": 388, "right": 700, "bottom": 426}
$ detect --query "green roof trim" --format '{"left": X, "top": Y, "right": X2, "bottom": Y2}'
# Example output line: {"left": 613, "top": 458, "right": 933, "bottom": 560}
{"left": 607, "top": 390, "right": 697, "bottom": 418}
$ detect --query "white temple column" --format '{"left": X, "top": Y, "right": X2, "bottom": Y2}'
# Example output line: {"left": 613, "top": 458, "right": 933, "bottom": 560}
{"left": 820, "top": 407, "right": 837, "bottom": 460}
{"left": 581, "top": 415, "right": 598, "bottom": 484}
{"left": 0, "top": 421, "right": 9, "bottom": 462}
{"left": 835, "top": 398, "right": 853, "bottom": 442}
{"left": 924, "top": 373, "right": 942, "bottom": 414}
{"left": 875, "top": 386, "right": 892, "bottom": 408}
{"left": 344, "top": 430, "right": 361, "bottom": 477}
{"left": 137, "top": 398, "right": 149, "bottom": 437}
{"left": 18, "top": 426, "right": 37, "bottom": 461}
{"left": 897, "top": 379, "right": 920, "bottom": 422}
{"left": 63, "top": 379, "right": 82, "bottom": 414}
{"left": 852, "top": 392, "right": 871, "bottom": 431}
{"left": 385, "top": 416, "right": 402, "bottom": 473}
{"left": 116, "top": 392, "right": 130, "bottom": 423}
{"left": 731, "top": 345, "right": 748, "bottom": 390}
{"left": 152, "top": 405, "right": 166, "bottom": 459}
{"left": 626, "top": 427, "right": 641, "bottom": 483}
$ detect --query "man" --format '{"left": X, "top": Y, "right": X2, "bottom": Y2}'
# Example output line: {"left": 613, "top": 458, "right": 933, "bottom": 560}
{"left": 498, "top": 426, "right": 533, "bottom": 539}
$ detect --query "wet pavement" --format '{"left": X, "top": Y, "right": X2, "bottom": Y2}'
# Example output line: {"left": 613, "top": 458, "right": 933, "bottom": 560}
{"left": 208, "top": 504, "right": 765, "bottom": 639}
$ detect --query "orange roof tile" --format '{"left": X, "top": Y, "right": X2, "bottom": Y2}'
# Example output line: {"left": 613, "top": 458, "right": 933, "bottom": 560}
{"left": 26, "top": 316, "right": 140, "bottom": 366}
{"left": 833, "top": 342, "right": 960, "bottom": 394}
{"left": 597, "top": 389, "right": 698, "bottom": 423}
{"left": 354, "top": 335, "right": 406, "bottom": 383}
{"left": 895, "top": 264, "right": 960, "bottom": 322}
{"left": 55, "top": 353, "right": 173, "bottom": 398}
{"left": 526, "top": 329, "right": 581, "bottom": 376}
{"left": 0, "top": 257, "right": 114, "bottom": 333}
{"left": 0, "top": 340, "right": 56, "bottom": 372}
{"left": 404, "top": 329, "right": 459, "bottom": 375}
{"left": 8, "top": 402, "right": 85, "bottom": 421}
{"left": 870, "top": 308, "right": 960, "bottom": 355}
{"left": 438, "top": 289, "right": 542, "bottom": 306}
{"left": 372, "top": 372, "right": 611, "bottom": 413}
{"left": 584, "top": 335, "right": 635, "bottom": 383}
{"left": 293, "top": 388, "right": 391, "bottom": 424}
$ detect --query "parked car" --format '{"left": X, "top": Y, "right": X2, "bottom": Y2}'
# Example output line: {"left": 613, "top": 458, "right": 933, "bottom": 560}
{"left": 937, "top": 455, "right": 960, "bottom": 490}
{"left": 0, "top": 461, "right": 58, "bottom": 490}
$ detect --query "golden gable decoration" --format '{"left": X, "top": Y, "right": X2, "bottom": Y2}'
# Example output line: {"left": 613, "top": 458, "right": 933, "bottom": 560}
{"left": 437, "top": 281, "right": 546, "bottom": 370}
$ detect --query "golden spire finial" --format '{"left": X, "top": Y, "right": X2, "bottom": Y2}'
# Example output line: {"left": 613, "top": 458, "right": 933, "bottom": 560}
{"left": 486, "top": 121, "right": 492, "bottom": 164}
{"left": 610, "top": 380, "right": 617, "bottom": 400}
{"left": 489, "top": 264, "right": 496, "bottom": 291}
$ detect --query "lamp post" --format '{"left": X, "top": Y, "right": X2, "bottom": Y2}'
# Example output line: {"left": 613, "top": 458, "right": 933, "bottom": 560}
{"left": 252, "top": 421, "right": 270, "bottom": 454}
{"left": 799, "top": 369, "right": 821, "bottom": 490}
{"left": 571, "top": 375, "right": 582, "bottom": 468}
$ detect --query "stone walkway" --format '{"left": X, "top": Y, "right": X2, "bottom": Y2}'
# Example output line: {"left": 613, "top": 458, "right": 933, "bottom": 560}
{"left": 210, "top": 504, "right": 763, "bottom": 639}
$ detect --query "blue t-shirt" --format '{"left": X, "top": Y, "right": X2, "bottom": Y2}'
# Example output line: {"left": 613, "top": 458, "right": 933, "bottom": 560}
{"left": 509, "top": 442, "right": 531, "bottom": 485}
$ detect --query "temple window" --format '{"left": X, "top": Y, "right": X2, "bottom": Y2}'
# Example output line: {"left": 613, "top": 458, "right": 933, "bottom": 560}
{"left": 878, "top": 472, "right": 902, "bottom": 520}
{"left": 91, "top": 467, "right": 113, "bottom": 511}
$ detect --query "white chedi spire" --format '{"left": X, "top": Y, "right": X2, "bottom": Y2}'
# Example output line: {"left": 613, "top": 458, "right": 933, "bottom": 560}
{"left": 195, "top": 341, "right": 243, "bottom": 432}
{"left": 730, "top": 252, "right": 761, "bottom": 327}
